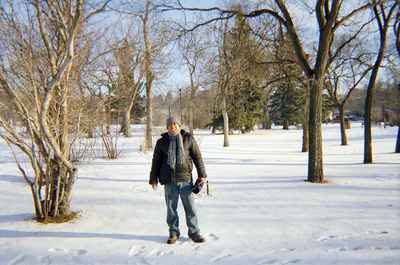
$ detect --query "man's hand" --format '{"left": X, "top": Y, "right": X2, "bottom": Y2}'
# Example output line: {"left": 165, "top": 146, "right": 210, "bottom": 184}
{"left": 149, "top": 180, "right": 158, "bottom": 190}
{"left": 196, "top": 176, "right": 206, "bottom": 185}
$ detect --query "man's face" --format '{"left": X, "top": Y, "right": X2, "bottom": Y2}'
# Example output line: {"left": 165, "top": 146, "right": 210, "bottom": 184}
{"left": 168, "top": 122, "right": 179, "bottom": 134}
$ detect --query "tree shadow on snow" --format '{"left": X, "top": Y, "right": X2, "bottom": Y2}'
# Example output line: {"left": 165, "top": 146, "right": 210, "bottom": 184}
{"left": 0, "top": 213, "right": 32, "bottom": 223}
{"left": 77, "top": 161, "right": 149, "bottom": 166}
{"left": 211, "top": 178, "right": 305, "bottom": 185}
{"left": 0, "top": 229, "right": 165, "bottom": 243}
{"left": 0, "top": 174, "right": 25, "bottom": 183}
{"left": 79, "top": 177, "right": 147, "bottom": 183}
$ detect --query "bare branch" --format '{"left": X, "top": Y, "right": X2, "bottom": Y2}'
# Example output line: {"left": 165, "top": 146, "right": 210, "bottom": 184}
{"left": 334, "top": 2, "right": 372, "bottom": 31}
{"left": 316, "top": 0, "right": 327, "bottom": 28}
{"left": 329, "top": 18, "right": 374, "bottom": 66}
{"left": 4, "top": 139, "right": 33, "bottom": 186}
{"left": 86, "top": 0, "right": 112, "bottom": 21}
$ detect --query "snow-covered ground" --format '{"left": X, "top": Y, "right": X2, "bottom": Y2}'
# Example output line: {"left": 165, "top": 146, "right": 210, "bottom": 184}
{"left": 0, "top": 123, "right": 399, "bottom": 265}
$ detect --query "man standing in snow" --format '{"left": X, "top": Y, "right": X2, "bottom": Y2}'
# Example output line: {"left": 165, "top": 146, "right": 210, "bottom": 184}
{"left": 149, "top": 116, "right": 207, "bottom": 244}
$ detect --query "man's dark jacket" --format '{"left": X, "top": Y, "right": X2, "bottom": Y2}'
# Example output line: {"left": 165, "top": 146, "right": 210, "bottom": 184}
{"left": 149, "top": 129, "right": 207, "bottom": 185}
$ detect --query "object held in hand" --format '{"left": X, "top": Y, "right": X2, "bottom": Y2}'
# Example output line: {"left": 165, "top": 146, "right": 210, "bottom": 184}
{"left": 192, "top": 180, "right": 204, "bottom": 194}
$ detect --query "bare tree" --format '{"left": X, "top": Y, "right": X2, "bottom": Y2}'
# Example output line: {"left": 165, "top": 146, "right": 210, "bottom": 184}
{"left": 393, "top": 5, "right": 400, "bottom": 153}
{"left": 364, "top": 1, "right": 398, "bottom": 163}
{"left": 0, "top": 0, "right": 110, "bottom": 221}
{"left": 114, "top": 38, "right": 145, "bottom": 137}
{"left": 219, "top": 20, "right": 232, "bottom": 147}
{"left": 0, "top": 0, "right": 92, "bottom": 221}
{"left": 326, "top": 35, "right": 372, "bottom": 145}
{"left": 142, "top": 0, "right": 155, "bottom": 150}
{"left": 110, "top": 0, "right": 172, "bottom": 150}
{"left": 179, "top": 33, "right": 208, "bottom": 134}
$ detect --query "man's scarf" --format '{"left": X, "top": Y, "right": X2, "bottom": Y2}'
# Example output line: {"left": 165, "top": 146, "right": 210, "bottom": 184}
{"left": 167, "top": 131, "right": 185, "bottom": 171}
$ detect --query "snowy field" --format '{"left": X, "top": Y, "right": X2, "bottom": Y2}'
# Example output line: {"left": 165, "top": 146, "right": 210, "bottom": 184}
{"left": 0, "top": 123, "right": 399, "bottom": 265}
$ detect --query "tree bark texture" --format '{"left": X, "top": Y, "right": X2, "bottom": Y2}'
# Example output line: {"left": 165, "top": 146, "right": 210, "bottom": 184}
{"left": 396, "top": 126, "right": 400, "bottom": 153}
{"left": 143, "top": 0, "right": 153, "bottom": 151}
{"left": 302, "top": 80, "right": 309, "bottom": 152}
{"left": 222, "top": 95, "right": 229, "bottom": 147}
{"left": 307, "top": 78, "right": 324, "bottom": 182}
{"left": 339, "top": 104, "right": 348, "bottom": 146}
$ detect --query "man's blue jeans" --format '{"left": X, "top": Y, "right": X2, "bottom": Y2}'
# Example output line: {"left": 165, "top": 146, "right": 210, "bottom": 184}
{"left": 164, "top": 181, "right": 200, "bottom": 237}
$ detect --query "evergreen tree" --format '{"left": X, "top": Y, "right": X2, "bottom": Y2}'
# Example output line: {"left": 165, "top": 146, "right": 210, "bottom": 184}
{"left": 267, "top": 25, "right": 306, "bottom": 130}
{"left": 229, "top": 79, "right": 265, "bottom": 132}
{"left": 269, "top": 80, "right": 304, "bottom": 129}
{"left": 224, "top": 8, "right": 267, "bottom": 133}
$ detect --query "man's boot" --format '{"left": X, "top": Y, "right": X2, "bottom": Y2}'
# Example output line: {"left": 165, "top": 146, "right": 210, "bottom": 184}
{"left": 167, "top": 234, "right": 179, "bottom": 244}
{"left": 189, "top": 233, "right": 205, "bottom": 243}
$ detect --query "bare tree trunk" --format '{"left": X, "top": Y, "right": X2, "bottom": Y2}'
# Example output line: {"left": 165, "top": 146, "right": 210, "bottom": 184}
{"left": 144, "top": 83, "right": 153, "bottom": 150}
{"left": 395, "top": 8, "right": 399, "bottom": 153}
{"left": 364, "top": 49, "right": 384, "bottom": 163}
{"left": 143, "top": 0, "right": 153, "bottom": 151}
{"left": 302, "top": 81, "right": 309, "bottom": 152}
{"left": 364, "top": 3, "right": 396, "bottom": 163}
{"left": 339, "top": 104, "right": 348, "bottom": 146}
{"left": 59, "top": 168, "right": 77, "bottom": 216}
{"left": 189, "top": 103, "right": 194, "bottom": 134}
{"left": 396, "top": 126, "right": 400, "bottom": 153}
{"left": 120, "top": 110, "right": 132, "bottom": 137}
{"left": 283, "top": 120, "right": 289, "bottom": 130}
{"left": 308, "top": 78, "right": 324, "bottom": 182}
{"left": 222, "top": 94, "right": 229, "bottom": 147}
{"left": 263, "top": 106, "right": 272, "bottom": 129}
{"left": 121, "top": 87, "right": 139, "bottom": 138}
{"left": 189, "top": 78, "right": 195, "bottom": 135}
{"left": 363, "top": 90, "right": 374, "bottom": 163}
{"left": 30, "top": 184, "right": 43, "bottom": 218}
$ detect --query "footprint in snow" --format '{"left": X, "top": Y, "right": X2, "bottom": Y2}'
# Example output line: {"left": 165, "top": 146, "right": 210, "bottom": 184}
{"left": 366, "top": 230, "right": 389, "bottom": 235}
{"left": 137, "top": 257, "right": 153, "bottom": 265}
{"left": 47, "top": 247, "right": 86, "bottom": 257}
{"left": 280, "top": 247, "right": 296, "bottom": 252}
{"left": 317, "top": 235, "right": 336, "bottom": 242}
{"left": 193, "top": 245, "right": 201, "bottom": 251}
{"left": 209, "top": 251, "right": 232, "bottom": 263}
{"left": 148, "top": 249, "right": 168, "bottom": 257}
{"left": 129, "top": 245, "right": 146, "bottom": 256}
{"left": 208, "top": 233, "right": 219, "bottom": 241}
{"left": 7, "top": 254, "right": 26, "bottom": 265}
{"left": 257, "top": 259, "right": 279, "bottom": 265}
{"left": 286, "top": 259, "right": 301, "bottom": 264}
{"left": 352, "top": 246, "right": 364, "bottom": 251}
{"left": 370, "top": 246, "right": 383, "bottom": 250}
{"left": 48, "top": 247, "right": 68, "bottom": 253}
{"left": 72, "top": 249, "right": 87, "bottom": 256}
{"left": 41, "top": 256, "right": 52, "bottom": 265}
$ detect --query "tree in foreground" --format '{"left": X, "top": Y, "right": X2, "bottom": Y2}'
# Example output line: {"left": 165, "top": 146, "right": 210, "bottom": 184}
{"left": 0, "top": 0, "right": 107, "bottom": 222}
{"left": 393, "top": 6, "right": 400, "bottom": 153}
